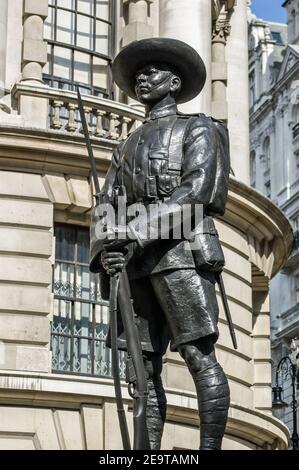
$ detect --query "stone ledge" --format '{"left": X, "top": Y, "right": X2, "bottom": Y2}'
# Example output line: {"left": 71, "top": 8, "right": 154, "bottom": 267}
{"left": 0, "top": 371, "right": 289, "bottom": 449}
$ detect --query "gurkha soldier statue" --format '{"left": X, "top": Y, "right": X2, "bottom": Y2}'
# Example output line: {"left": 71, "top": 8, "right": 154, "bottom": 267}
{"left": 88, "top": 38, "right": 232, "bottom": 451}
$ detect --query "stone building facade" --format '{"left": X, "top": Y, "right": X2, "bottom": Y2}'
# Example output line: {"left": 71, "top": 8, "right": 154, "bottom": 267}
{"left": 0, "top": 0, "right": 293, "bottom": 450}
{"left": 248, "top": 0, "right": 299, "bottom": 437}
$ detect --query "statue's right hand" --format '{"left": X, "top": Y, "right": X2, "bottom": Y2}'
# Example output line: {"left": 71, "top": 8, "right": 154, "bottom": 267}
{"left": 100, "top": 250, "right": 126, "bottom": 276}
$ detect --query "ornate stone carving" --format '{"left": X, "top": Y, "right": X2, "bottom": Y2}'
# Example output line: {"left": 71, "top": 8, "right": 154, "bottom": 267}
{"left": 212, "top": 19, "right": 231, "bottom": 43}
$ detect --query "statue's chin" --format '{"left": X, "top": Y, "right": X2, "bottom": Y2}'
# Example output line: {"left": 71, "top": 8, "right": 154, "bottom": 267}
{"left": 136, "top": 93, "right": 153, "bottom": 104}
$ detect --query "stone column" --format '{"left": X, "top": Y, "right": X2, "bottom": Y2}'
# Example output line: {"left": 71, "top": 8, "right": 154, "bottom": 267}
{"left": 21, "top": 0, "right": 48, "bottom": 83}
{"left": 159, "top": 0, "right": 211, "bottom": 115}
{"left": 19, "top": 0, "right": 49, "bottom": 127}
{"left": 122, "top": 0, "right": 154, "bottom": 47}
{"left": 226, "top": 0, "right": 250, "bottom": 184}
{"left": 211, "top": 18, "right": 230, "bottom": 120}
{"left": 0, "top": 0, "right": 8, "bottom": 97}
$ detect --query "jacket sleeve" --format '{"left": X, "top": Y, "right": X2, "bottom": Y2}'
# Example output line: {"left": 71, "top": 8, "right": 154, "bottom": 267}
{"left": 89, "top": 145, "right": 121, "bottom": 275}
{"left": 128, "top": 117, "right": 218, "bottom": 248}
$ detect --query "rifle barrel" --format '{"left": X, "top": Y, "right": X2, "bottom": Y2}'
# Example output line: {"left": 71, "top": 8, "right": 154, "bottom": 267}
{"left": 77, "top": 88, "right": 101, "bottom": 198}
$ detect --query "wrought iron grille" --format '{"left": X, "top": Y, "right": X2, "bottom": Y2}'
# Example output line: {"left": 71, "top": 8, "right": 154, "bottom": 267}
{"left": 44, "top": 0, "right": 115, "bottom": 97}
{"left": 51, "top": 224, "right": 126, "bottom": 378}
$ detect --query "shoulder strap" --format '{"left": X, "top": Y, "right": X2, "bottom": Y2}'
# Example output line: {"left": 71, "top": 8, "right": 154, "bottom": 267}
{"left": 168, "top": 117, "right": 191, "bottom": 173}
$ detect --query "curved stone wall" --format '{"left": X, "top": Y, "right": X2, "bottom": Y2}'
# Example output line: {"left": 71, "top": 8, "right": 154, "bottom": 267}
{"left": 0, "top": 127, "right": 293, "bottom": 448}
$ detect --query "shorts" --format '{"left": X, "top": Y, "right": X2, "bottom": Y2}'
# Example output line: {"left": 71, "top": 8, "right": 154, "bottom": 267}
{"left": 110, "top": 268, "right": 219, "bottom": 354}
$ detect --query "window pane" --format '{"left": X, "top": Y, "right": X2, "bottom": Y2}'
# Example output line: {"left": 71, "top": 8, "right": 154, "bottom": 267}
{"left": 77, "top": 228, "right": 90, "bottom": 263}
{"left": 77, "top": 13, "right": 94, "bottom": 50}
{"left": 95, "top": 20, "right": 109, "bottom": 56}
{"left": 96, "top": 1, "right": 110, "bottom": 21}
{"left": 44, "top": 44, "right": 52, "bottom": 75}
{"left": 95, "top": 304, "right": 109, "bottom": 340}
{"left": 76, "top": 265, "right": 93, "bottom": 300}
{"left": 55, "top": 225, "right": 75, "bottom": 260}
{"left": 45, "top": 6, "right": 55, "bottom": 41}
{"left": 54, "top": 262, "right": 75, "bottom": 298}
{"left": 56, "top": 8, "right": 75, "bottom": 44}
{"left": 94, "top": 304, "right": 110, "bottom": 375}
{"left": 73, "top": 337, "right": 92, "bottom": 373}
{"left": 93, "top": 56, "right": 108, "bottom": 91}
{"left": 94, "top": 339, "right": 111, "bottom": 376}
{"left": 74, "top": 301, "right": 92, "bottom": 337}
{"left": 57, "top": 0, "right": 75, "bottom": 9}
{"left": 52, "top": 334, "right": 72, "bottom": 372}
{"left": 53, "top": 46, "right": 72, "bottom": 82}
{"left": 78, "top": 0, "right": 94, "bottom": 15}
{"left": 53, "top": 298, "right": 72, "bottom": 336}
{"left": 74, "top": 51, "right": 91, "bottom": 85}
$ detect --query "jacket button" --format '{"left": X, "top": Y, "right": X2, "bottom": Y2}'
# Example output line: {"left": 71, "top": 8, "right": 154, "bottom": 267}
{"left": 138, "top": 139, "right": 144, "bottom": 145}
{"left": 135, "top": 167, "right": 141, "bottom": 174}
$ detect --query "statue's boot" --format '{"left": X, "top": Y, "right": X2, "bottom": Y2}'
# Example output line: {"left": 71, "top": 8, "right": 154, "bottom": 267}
{"left": 194, "top": 363, "right": 230, "bottom": 450}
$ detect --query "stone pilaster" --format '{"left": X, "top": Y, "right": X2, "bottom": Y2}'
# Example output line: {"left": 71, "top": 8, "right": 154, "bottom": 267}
{"left": 122, "top": 0, "right": 154, "bottom": 47}
{"left": 211, "top": 18, "right": 231, "bottom": 120}
{"left": 252, "top": 287, "right": 273, "bottom": 413}
{"left": 159, "top": 0, "right": 212, "bottom": 115}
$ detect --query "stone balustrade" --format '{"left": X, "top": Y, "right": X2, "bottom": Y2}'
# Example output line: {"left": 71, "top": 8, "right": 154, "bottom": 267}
{"left": 12, "top": 82, "right": 144, "bottom": 141}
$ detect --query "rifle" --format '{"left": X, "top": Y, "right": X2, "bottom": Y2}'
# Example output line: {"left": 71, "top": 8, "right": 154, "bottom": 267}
{"left": 77, "top": 89, "right": 150, "bottom": 450}
{"left": 217, "top": 273, "right": 238, "bottom": 350}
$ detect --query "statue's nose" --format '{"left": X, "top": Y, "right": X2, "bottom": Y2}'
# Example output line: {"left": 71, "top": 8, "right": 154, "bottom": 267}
{"left": 136, "top": 75, "right": 147, "bottom": 85}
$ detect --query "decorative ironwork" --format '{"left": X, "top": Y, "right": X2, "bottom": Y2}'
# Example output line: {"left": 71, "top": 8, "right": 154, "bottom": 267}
{"left": 51, "top": 223, "right": 126, "bottom": 378}
{"left": 272, "top": 355, "right": 299, "bottom": 450}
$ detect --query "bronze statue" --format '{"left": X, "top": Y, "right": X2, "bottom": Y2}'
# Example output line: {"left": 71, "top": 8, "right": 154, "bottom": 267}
{"left": 89, "top": 38, "right": 231, "bottom": 451}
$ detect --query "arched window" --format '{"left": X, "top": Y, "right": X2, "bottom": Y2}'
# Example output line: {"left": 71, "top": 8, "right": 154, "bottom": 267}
{"left": 250, "top": 150, "right": 256, "bottom": 187}
{"left": 44, "top": 0, "right": 115, "bottom": 98}
{"left": 263, "top": 136, "right": 271, "bottom": 171}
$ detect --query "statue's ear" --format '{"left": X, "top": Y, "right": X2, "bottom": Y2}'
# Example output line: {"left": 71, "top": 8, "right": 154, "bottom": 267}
{"left": 170, "top": 75, "right": 182, "bottom": 95}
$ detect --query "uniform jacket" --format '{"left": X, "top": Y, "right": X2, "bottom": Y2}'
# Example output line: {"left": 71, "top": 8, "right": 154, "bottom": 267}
{"left": 89, "top": 103, "right": 230, "bottom": 299}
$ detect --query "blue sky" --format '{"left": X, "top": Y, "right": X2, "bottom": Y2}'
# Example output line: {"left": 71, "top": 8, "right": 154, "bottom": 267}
{"left": 251, "top": 0, "right": 287, "bottom": 23}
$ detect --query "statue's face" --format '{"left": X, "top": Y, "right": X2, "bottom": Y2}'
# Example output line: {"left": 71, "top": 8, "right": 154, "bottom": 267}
{"left": 135, "top": 63, "right": 181, "bottom": 104}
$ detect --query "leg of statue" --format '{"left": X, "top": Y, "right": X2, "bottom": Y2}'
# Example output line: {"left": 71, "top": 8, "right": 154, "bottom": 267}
{"left": 178, "top": 336, "right": 230, "bottom": 450}
{"left": 143, "top": 353, "right": 167, "bottom": 450}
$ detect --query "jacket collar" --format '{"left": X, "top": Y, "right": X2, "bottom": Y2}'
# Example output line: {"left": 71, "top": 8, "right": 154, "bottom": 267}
{"left": 144, "top": 103, "right": 178, "bottom": 122}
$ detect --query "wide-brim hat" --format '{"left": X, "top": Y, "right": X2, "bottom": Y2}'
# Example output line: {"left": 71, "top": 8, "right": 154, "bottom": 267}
{"left": 112, "top": 38, "right": 206, "bottom": 104}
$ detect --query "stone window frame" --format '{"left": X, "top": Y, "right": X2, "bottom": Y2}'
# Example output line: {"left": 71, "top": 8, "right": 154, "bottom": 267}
{"left": 44, "top": 0, "right": 116, "bottom": 98}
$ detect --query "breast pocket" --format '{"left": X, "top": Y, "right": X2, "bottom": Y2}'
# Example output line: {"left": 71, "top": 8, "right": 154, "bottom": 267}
{"left": 148, "top": 149, "right": 168, "bottom": 175}
{"left": 156, "top": 174, "right": 181, "bottom": 197}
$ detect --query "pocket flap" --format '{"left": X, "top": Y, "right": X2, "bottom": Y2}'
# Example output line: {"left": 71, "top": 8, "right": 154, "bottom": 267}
{"left": 148, "top": 149, "right": 168, "bottom": 160}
